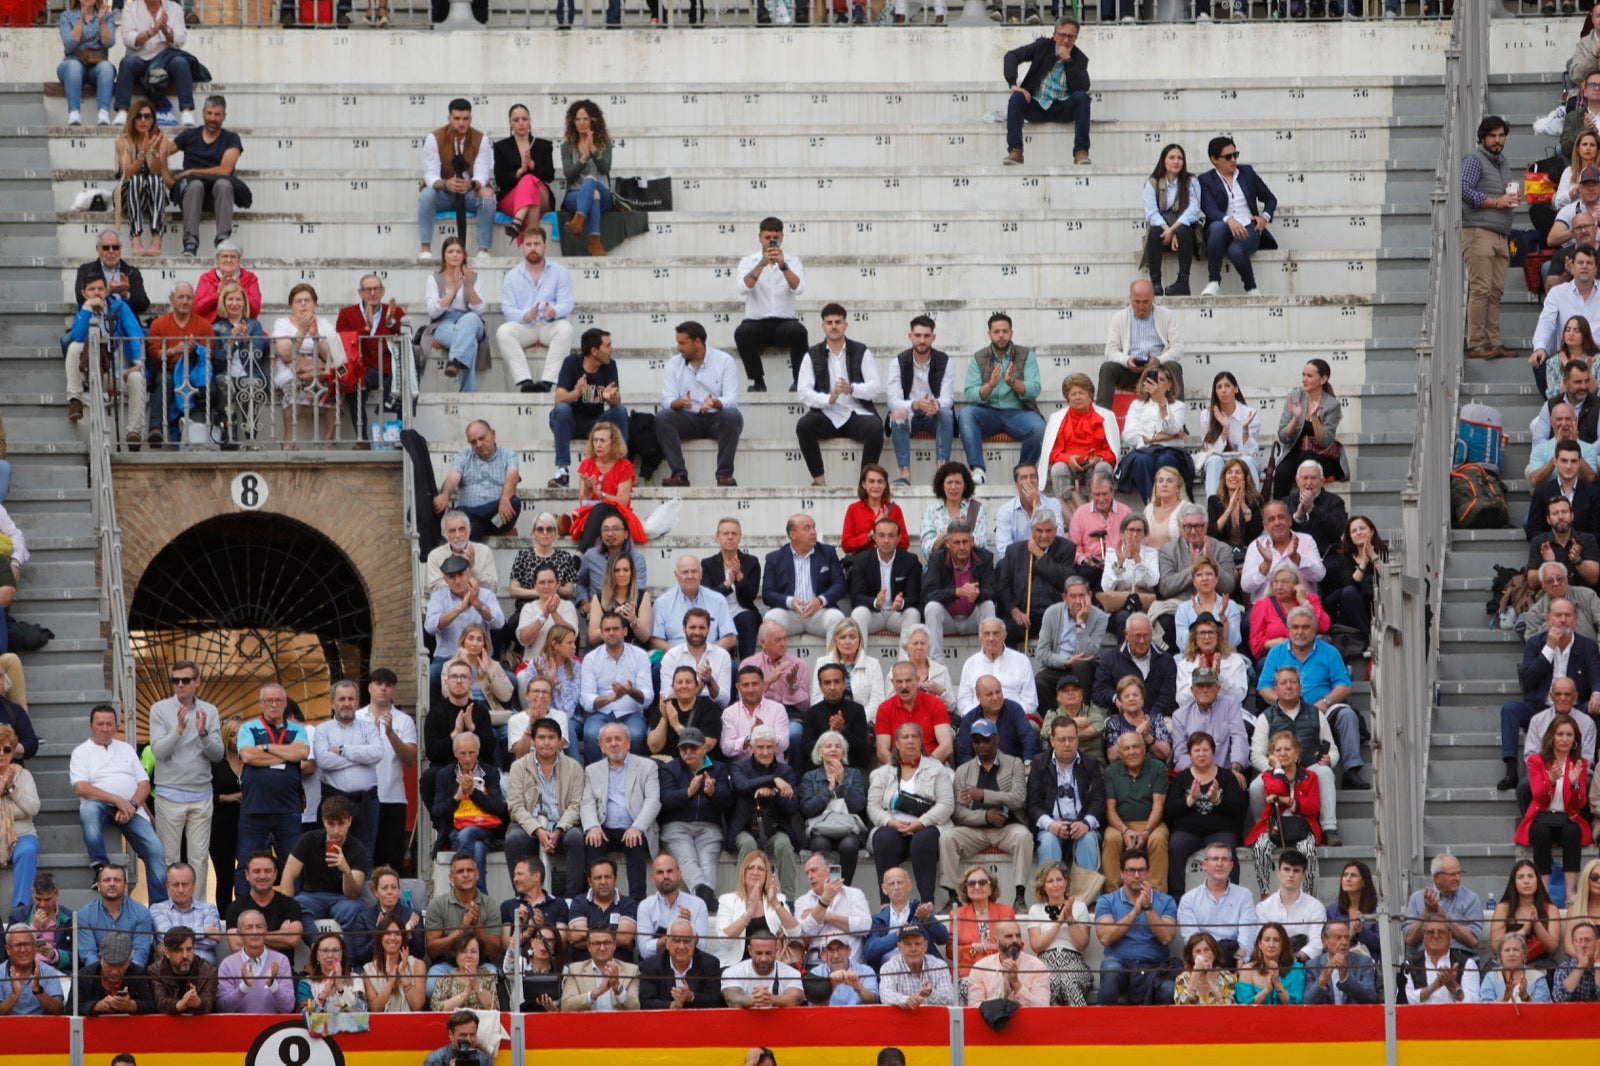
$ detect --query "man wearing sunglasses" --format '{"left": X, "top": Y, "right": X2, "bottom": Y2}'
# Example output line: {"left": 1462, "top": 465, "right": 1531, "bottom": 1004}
{"left": 1198, "top": 137, "right": 1279, "bottom": 299}
{"left": 148, "top": 661, "right": 223, "bottom": 903}
{"left": 74, "top": 230, "right": 150, "bottom": 316}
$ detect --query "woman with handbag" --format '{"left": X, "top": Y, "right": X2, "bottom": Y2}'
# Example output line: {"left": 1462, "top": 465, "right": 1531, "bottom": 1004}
{"left": 1487, "top": 859, "right": 1562, "bottom": 971}
{"left": 1244, "top": 731, "right": 1322, "bottom": 898}
{"left": 1199, "top": 372, "right": 1262, "bottom": 498}
{"left": 1141, "top": 143, "right": 1202, "bottom": 297}
{"left": 1117, "top": 365, "right": 1190, "bottom": 504}
{"left": 425, "top": 237, "right": 487, "bottom": 392}
{"left": 1515, "top": 716, "right": 1591, "bottom": 902}
{"left": 1096, "top": 513, "right": 1158, "bottom": 620}
{"left": 560, "top": 100, "right": 618, "bottom": 258}
{"left": 799, "top": 731, "right": 868, "bottom": 884}
{"left": 1270, "top": 359, "right": 1345, "bottom": 498}
{"left": 59, "top": 0, "right": 115, "bottom": 126}
{"left": 113, "top": 101, "right": 173, "bottom": 256}
{"left": 495, "top": 104, "right": 555, "bottom": 246}
{"left": 921, "top": 461, "right": 988, "bottom": 554}
{"left": 868, "top": 722, "right": 954, "bottom": 906}
{"left": 270, "top": 282, "right": 342, "bottom": 445}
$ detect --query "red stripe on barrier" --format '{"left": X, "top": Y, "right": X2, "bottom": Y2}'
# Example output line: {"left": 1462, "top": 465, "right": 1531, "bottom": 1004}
{"left": 1, "top": 1018, "right": 71, "bottom": 1054}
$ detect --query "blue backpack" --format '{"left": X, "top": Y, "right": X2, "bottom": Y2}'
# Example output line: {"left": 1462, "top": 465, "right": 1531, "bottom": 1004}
{"left": 1454, "top": 400, "right": 1504, "bottom": 475}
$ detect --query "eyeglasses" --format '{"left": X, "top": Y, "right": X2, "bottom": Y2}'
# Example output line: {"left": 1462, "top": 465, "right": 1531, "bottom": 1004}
{"left": 1219, "top": 152, "right": 1240, "bottom": 161}
{"left": 534, "top": 525, "right": 557, "bottom": 533}
{"left": 135, "top": 113, "right": 155, "bottom": 122}
{"left": 1589, "top": 872, "right": 1600, "bottom": 883}
{"left": 100, "top": 243, "right": 121, "bottom": 250}
{"left": 1124, "top": 866, "right": 1149, "bottom": 875}
{"left": 1053, "top": 32, "right": 1076, "bottom": 39}
{"left": 0, "top": 747, "right": 11, "bottom": 755}
{"left": 1181, "top": 521, "right": 1206, "bottom": 530}
{"left": 965, "top": 879, "right": 992, "bottom": 888}
{"left": 359, "top": 285, "right": 384, "bottom": 292}
{"left": 171, "top": 676, "right": 196, "bottom": 684}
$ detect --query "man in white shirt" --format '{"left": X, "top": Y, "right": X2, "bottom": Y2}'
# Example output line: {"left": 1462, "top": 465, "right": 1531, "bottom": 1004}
{"left": 657, "top": 321, "right": 744, "bottom": 489}
{"left": 732, "top": 216, "right": 808, "bottom": 393}
{"left": 1404, "top": 917, "right": 1480, "bottom": 1004}
{"left": 957, "top": 618, "right": 1039, "bottom": 716}
{"left": 1176, "top": 843, "right": 1258, "bottom": 965}
{"left": 634, "top": 853, "right": 709, "bottom": 961}
{"left": 795, "top": 303, "right": 883, "bottom": 487}
{"left": 147, "top": 659, "right": 223, "bottom": 903}
{"left": 658, "top": 609, "right": 734, "bottom": 709}
{"left": 354, "top": 667, "right": 418, "bottom": 872}
{"left": 495, "top": 229, "right": 577, "bottom": 392}
{"left": 651, "top": 556, "right": 738, "bottom": 654}
{"left": 71, "top": 705, "right": 168, "bottom": 902}
{"left": 313, "top": 679, "right": 385, "bottom": 860}
{"left": 1240, "top": 501, "right": 1325, "bottom": 601}
{"left": 885, "top": 315, "right": 955, "bottom": 484}
{"left": 424, "top": 510, "right": 499, "bottom": 596}
{"left": 992, "top": 463, "right": 1066, "bottom": 562}
{"left": 1096, "top": 280, "right": 1186, "bottom": 407}
{"left": 792, "top": 853, "right": 872, "bottom": 968}
{"left": 721, "top": 929, "right": 805, "bottom": 1008}
{"left": 149, "top": 862, "right": 224, "bottom": 965}
{"left": 415, "top": 98, "right": 496, "bottom": 260}
{"left": 1254, "top": 849, "right": 1326, "bottom": 961}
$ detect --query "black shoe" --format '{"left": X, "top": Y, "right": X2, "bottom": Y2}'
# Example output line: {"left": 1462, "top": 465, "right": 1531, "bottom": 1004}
{"left": 1165, "top": 280, "right": 1191, "bottom": 297}
{"left": 788, "top": 381, "right": 798, "bottom": 393}
{"left": 748, "top": 381, "right": 767, "bottom": 393}
{"left": 694, "top": 884, "right": 718, "bottom": 909}
{"left": 517, "top": 379, "right": 537, "bottom": 393}
{"left": 1151, "top": 283, "right": 1165, "bottom": 296}
{"left": 382, "top": 393, "right": 401, "bottom": 414}
{"left": 1013, "top": 890, "right": 1028, "bottom": 912}
{"left": 529, "top": 381, "right": 554, "bottom": 393}
{"left": 1496, "top": 771, "right": 1519, "bottom": 791}
{"left": 183, "top": 240, "right": 199, "bottom": 257}
{"left": 1322, "top": 829, "right": 1343, "bottom": 847}
{"left": 1340, "top": 768, "right": 1370, "bottom": 791}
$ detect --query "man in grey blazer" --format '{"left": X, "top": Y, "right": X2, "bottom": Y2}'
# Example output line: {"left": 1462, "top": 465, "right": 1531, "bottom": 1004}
{"left": 506, "top": 717, "right": 586, "bottom": 893}
{"left": 1153, "top": 503, "right": 1238, "bottom": 648}
{"left": 1031, "top": 577, "right": 1108, "bottom": 710}
{"left": 579, "top": 722, "right": 662, "bottom": 899}
{"left": 1303, "top": 921, "right": 1379, "bottom": 1005}
{"left": 938, "top": 720, "right": 1033, "bottom": 912}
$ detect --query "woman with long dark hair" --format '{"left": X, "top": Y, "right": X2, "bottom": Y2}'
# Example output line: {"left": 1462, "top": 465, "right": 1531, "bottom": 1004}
{"left": 1322, "top": 515, "right": 1390, "bottom": 641}
{"left": 1488, "top": 859, "right": 1562, "bottom": 969}
{"left": 1271, "top": 359, "right": 1345, "bottom": 498}
{"left": 1514, "top": 716, "right": 1590, "bottom": 901}
{"left": 1199, "top": 372, "right": 1262, "bottom": 498}
{"left": 1207, "top": 458, "right": 1264, "bottom": 558}
{"left": 1233, "top": 922, "right": 1305, "bottom": 1004}
{"left": 1142, "top": 143, "right": 1201, "bottom": 295}
{"left": 494, "top": 103, "right": 555, "bottom": 245}
{"left": 561, "top": 100, "right": 617, "bottom": 257}
{"left": 1325, "top": 860, "right": 1381, "bottom": 961}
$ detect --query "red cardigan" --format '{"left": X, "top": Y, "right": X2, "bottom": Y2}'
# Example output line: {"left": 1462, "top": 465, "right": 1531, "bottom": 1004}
{"left": 1515, "top": 754, "right": 1592, "bottom": 847}
{"left": 840, "top": 501, "right": 909, "bottom": 556}
{"left": 1247, "top": 592, "right": 1331, "bottom": 659}
{"left": 1245, "top": 766, "right": 1323, "bottom": 847}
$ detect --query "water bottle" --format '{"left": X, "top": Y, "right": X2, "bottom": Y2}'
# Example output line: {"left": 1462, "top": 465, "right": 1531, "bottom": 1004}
{"left": 1485, "top": 894, "right": 1495, "bottom": 913}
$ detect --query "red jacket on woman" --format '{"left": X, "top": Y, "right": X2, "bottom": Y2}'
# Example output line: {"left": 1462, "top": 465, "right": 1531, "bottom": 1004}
{"left": 1515, "top": 754, "right": 1592, "bottom": 847}
{"left": 1245, "top": 766, "right": 1323, "bottom": 847}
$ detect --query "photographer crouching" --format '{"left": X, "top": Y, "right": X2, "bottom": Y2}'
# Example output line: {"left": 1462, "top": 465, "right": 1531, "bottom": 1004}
{"left": 423, "top": 1009, "right": 494, "bottom": 1066}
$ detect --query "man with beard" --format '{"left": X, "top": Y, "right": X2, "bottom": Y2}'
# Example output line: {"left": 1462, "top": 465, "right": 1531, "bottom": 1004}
{"left": 967, "top": 919, "right": 1048, "bottom": 1007}
{"left": 149, "top": 926, "right": 217, "bottom": 1014}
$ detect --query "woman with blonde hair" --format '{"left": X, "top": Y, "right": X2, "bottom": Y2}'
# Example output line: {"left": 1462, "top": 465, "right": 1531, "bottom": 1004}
{"left": 711, "top": 850, "right": 800, "bottom": 969}
{"left": 446, "top": 621, "right": 515, "bottom": 724}
{"left": 0, "top": 724, "right": 39, "bottom": 912}
{"left": 568, "top": 421, "right": 645, "bottom": 551}
{"left": 1024, "top": 860, "right": 1092, "bottom": 1005}
{"left": 587, "top": 551, "right": 652, "bottom": 648}
{"left": 811, "top": 619, "right": 885, "bottom": 718}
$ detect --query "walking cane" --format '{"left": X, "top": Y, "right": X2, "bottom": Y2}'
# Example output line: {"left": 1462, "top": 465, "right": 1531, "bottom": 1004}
{"left": 1022, "top": 553, "right": 1034, "bottom": 654}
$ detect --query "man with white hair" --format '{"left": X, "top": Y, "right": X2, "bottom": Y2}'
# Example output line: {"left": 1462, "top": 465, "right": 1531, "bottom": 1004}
{"left": 424, "top": 510, "right": 499, "bottom": 595}
{"left": 1280, "top": 460, "right": 1348, "bottom": 557}
{"left": 651, "top": 554, "right": 737, "bottom": 651}
{"left": 0, "top": 923, "right": 66, "bottom": 1015}
{"left": 1527, "top": 552, "right": 1600, "bottom": 641}
{"left": 578, "top": 721, "right": 661, "bottom": 900}
{"left": 957, "top": 617, "right": 1039, "bottom": 716}
{"left": 760, "top": 514, "right": 848, "bottom": 638}
{"left": 1401, "top": 853, "right": 1482, "bottom": 954}
{"left": 922, "top": 520, "right": 999, "bottom": 664}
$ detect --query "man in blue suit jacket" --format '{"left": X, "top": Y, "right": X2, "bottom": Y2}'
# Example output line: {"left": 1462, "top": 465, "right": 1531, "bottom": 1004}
{"left": 761, "top": 513, "right": 848, "bottom": 638}
{"left": 1197, "top": 136, "right": 1279, "bottom": 297}
{"left": 862, "top": 866, "right": 949, "bottom": 970}
{"left": 1303, "top": 921, "right": 1379, "bottom": 1005}
{"left": 1499, "top": 597, "right": 1600, "bottom": 789}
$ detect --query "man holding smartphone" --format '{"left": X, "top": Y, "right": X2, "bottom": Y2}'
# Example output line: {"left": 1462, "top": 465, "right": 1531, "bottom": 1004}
{"left": 733, "top": 216, "right": 809, "bottom": 393}
{"left": 793, "top": 852, "right": 872, "bottom": 969}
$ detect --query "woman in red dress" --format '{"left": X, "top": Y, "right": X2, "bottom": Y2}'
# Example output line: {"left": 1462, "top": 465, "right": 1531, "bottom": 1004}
{"left": 567, "top": 421, "right": 645, "bottom": 551}
{"left": 840, "top": 463, "right": 909, "bottom": 556}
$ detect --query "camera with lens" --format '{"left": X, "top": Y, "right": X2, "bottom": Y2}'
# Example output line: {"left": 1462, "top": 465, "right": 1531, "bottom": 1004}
{"left": 452, "top": 1040, "right": 478, "bottom": 1066}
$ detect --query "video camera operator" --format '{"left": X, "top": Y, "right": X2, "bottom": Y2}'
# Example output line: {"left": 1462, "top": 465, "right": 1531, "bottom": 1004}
{"left": 423, "top": 1009, "right": 494, "bottom": 1066}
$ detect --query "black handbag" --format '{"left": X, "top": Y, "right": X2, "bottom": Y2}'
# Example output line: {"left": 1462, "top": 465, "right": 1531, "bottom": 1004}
{"left": 891, "top": 789, "right": 935, "bottom": 819}
{"left": 615, "top": 175, "right": 673, "bottom": 211}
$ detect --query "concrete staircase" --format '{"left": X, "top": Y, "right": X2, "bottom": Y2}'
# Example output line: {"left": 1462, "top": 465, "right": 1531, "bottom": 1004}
{"left": 0, "top": 85, "right": 118, "bottom": 910}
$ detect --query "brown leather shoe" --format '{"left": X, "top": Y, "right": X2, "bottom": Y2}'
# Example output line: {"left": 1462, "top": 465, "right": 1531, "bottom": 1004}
{"left": 717, "top": 474, "right": 738, "bottom": 487}
{"left": 661, "top": 473, "right": 690, "bottom": 487}
{"left": 565, "top": 212, "right": 586, "bottom": 236}
{"left": 1003, "top": 149, "right": 1024, "bottom": 166}
{"left": 587, "top": 235, "right": 606, "bottom": 257}
{"left": 1073, "top": 149, "right": 1091, "bottom": 165}
{"left": 1466, "top": 346, "right": 1498, "bottom": 359}
{"left": 1496, "top": 346, "right": 1520, "bottom": 359}
{"left": 67, "top": 398, "right": 83, "bottom": 421}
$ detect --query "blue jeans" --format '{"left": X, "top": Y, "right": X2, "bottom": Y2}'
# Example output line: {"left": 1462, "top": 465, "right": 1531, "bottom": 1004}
{"left": 449, "top": 826, "right": 495, "bottom": 892}
{"left": 57, "top": 58, "right": 114, "bottom": 113}
{"left": 297, "top": 892, "right": 371, "bottom": 942}
{"left": 113, "top": 53, "right": 194, "bottom": 111}
{"left": 562, "top": 181, "right": 614, "bottom": 237}
{"left": 1121, "top": 447, "right": 1189, "bottom": 503}
{"left": 8, "top": 834, "right": 37, "bottom": 911}
{"left": 79, "top": 803, "right": 169, "bottom": 903}
{"left": 417, "top": 187, "right": 497, "bottom": 252}
{"left": 1098, "top": 954, "right": 1175, "bottom": 1005}
{"left": 1035, "top": 827, "right": 1100, "bottom": 874}
{"left": 235, "top": 810, "right": 302, "bottom": 896}
{"left": 1005, "top": 90, "right": 1091, "bottom": 155}
{"left": 458, "top": 497, "right": 523, "bottom": 541}
{"left": 1205, "top": 220, "right": 1264, "bottom": 290}
{"left": 432, "top": 311, "right": 484, "bottom": 393}
{"left": 550, "top": 403, "right": 630, "bottom": 469}
{"left": 889, "top": 409, "right": 954, "bottom": 470}
{"left": 958, "top": 405, "right": 1047, "bottom": 471}
{"left": 580, "top": 711, "right": 648, "bottom": 764}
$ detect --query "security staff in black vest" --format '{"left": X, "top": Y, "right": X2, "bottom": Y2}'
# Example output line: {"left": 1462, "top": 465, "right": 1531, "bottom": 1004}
{"left": 885, "top": 315, "right": 955, "bottom": 486}
{"left": 796, "top": 303, "right": 884, "bottom": 487}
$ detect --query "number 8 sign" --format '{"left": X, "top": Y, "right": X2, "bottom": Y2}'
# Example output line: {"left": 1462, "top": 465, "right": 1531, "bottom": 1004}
{"left": 246, "top": 1019, "right": 346, "bottom": 1066}
{"left": 231, "top": 471, "right": 270, "bottom": 511}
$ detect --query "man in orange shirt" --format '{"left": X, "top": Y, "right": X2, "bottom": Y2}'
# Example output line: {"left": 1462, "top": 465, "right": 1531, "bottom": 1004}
{"left": 143, "top": 283, "right": 216, "bottom": 446}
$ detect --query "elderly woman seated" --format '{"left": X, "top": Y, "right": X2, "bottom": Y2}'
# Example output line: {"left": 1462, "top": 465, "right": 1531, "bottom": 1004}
{"left": 1247, "top": 564, "right": 1330, "bottom": 659}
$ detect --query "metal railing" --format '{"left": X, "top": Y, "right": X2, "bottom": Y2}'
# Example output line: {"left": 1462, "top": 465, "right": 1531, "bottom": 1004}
{"left": 86, "top": 332, "right": 414, "bottom": 453}
{"left": 85, "top": 323, "right": 138, "bottom": 726}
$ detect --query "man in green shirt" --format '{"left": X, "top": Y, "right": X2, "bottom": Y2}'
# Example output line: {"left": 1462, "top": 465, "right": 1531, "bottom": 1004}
{"left": 958, "top": 312, "right": 1045, "bottom": 485}
{"left": 1101, "top": 732, "right": 1170, "bottom": 894}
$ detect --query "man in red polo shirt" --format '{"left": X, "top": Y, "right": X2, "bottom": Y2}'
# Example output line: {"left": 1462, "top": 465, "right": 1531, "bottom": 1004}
{"left": 874, "top": 661, "right": 953, "bottom": 766}
{"left": 143, "top": 282, "right": 216, "bottom": 446}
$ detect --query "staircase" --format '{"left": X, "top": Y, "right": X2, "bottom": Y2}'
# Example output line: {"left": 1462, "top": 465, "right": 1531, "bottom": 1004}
{"left": 0, "top": 85, "right": 118, "bottom": 909}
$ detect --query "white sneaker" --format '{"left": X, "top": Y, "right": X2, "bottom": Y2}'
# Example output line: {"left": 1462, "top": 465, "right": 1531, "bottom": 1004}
{"left": 67, "top": 110, "right": 82, "bottom": 126}
{"left": 972, "top": 467, "right": 987, "bottom": 485}
{"left": 475, "top": 250, "right": 491, "bottom": 262}
{"left": 1201, "top": 281, "right": 1221, "bottom": 297}
{"left": 1196, "top": 11, "right": 1210, "bottom": 18}
{"left": 180, "top": 110, "right": 197, "bottom": 127}
{"left": 1383, "top": 8, "right": 1395, "bottom": 17}
{"left": 112, "top": 110, "right": 127, "bottom": 125}
{"left": 1244, "top": 288, "right": 1261, "bottom": 297}
{"left": 417, "top": 250, "right": 432, "bottom": 260}
{"left": 96, "top": 109, "right": 112, "bottom": 126}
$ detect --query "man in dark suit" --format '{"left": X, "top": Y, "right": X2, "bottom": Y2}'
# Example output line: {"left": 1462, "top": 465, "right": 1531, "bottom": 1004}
{"left": 996, "top": 509, "right": 1077, "bottom": 647}
{"left": 1026, "top": 717, "right": 1106, "bottom": 878}
{"left": 75, "top": 230, "right": 151, "bottom": 313}
{"left": 1032, "top": 578, "right": 1109, "bottom": 708}
{"left": 1091, "top": 614, "right": 1178, "bottom": 718}
{"left": 703, "top": 517, "right": 763, "bottom": 660}
{"left": 1498, "top": 597, "right": 1600, "bottom": 790}
{"left": 638, "top": 917, "right": 724, "bottom": 1009}
{"left": 727, "top": 726, "right": 801, "bottom": 897}
{"left": 848, "top": 517, "right": 922, "bottom": 645}
{"left": 1527, "top": 441, "right": 1600, "bottom": 539}
{"left": 1280, "top": 461, "right": 1350, "bottom": 557}
{"left": 760, "top": 513, "right": 848, "bottom": 639}
{"left": 1197, "top": 136, "right": 1279, "bottom": 298}
{"left": 1001, "top": 16, "right": 1092, "bottom": 167}
{"left": 921, "top": 520, "right": 999, "bottom": 663}
{"left": 1303, "top": 921, "right": 1380, "bottom": 1005}
{"left": 861, "top": 866, "right": 948, "bottom": 969}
